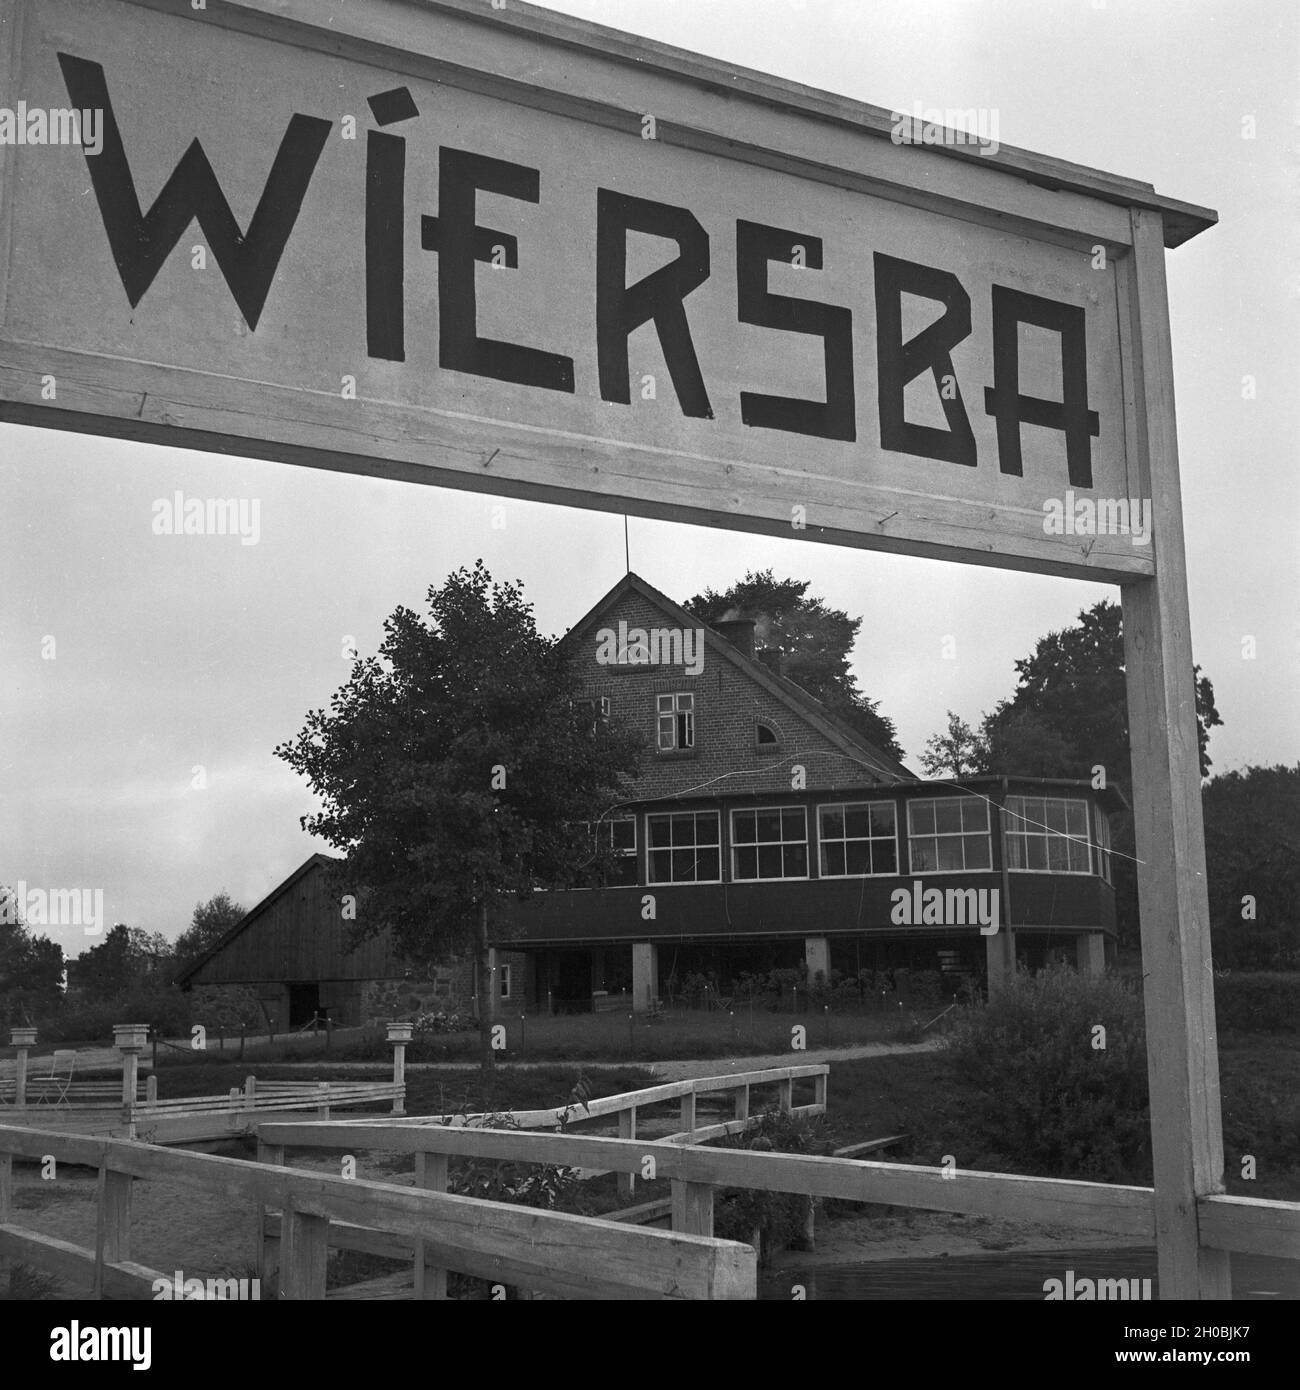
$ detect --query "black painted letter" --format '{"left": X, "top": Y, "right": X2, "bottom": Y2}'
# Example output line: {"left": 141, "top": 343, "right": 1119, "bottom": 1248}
{"left": 873, "top": 252, "right": 976, "bottom": 467}
{"left": 596, "top": 190, "right": 712, "bottom": 419}
{"left": 58, "top": 53, "right": 331, "bottom": 331}
{"left": 736, "top": 221, "right": 854, "bottom": 441}
{"left": 983, "top": 286, "right": 1099, "bottom": 487}
{"left": 430, "top": 148, "right": 574, "bottom": 392}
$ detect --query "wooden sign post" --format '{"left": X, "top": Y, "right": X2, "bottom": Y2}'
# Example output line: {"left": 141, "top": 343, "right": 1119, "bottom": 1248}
{"left": 0, "top": 0, "right": 1274, "bottom": 1298}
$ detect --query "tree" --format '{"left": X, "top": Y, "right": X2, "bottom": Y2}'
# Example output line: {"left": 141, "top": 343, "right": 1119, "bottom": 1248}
{"left": 0, "top": 891, "right": 65, "bottom": 1028}
{"left": 684, "top": 570, "right": 904, "bottom": 759}
{"left": 972, "top": 599, "right": 1223, "bottom": 951}
{"left": 1201, "top": 765, "right": 1300, "bottom": 970}
{"left": 173, "top": 892, "right": 245, "bottom": 973}
{"left": 919, "top": 711, "right": 984, "bottom": 778}
{"left": 66, "top": 925, "right": 171, "bottom": 998}
{"left": 275, "top": 562, "right": 644, "bottom": 1084}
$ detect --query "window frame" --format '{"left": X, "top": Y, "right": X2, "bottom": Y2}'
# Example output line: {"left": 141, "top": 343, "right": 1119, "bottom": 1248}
{"left": 906, "top": 796, "right": 993, "bottom": 874}
{"left": 498, "top": 962, "right": 512, "bottom": 999}
{"left": 1002, "top": 795, "right": 1093, "bottom": 876}
{"left": 646, "top": 809, "right": 722, "bottom": 885}
{"left": 730, "top": 804, "right": 810, "bottom": 883}
{"left": 816, "top": 799, "right": 899, "bottom": 878}
{"left": 656, "top": 691, "right": 695, "bottom": 752}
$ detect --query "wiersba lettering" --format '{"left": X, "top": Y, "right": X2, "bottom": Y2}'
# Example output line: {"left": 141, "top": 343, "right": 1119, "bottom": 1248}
{"left": 57, "top": 55, "right": 1100, "bottom": 484}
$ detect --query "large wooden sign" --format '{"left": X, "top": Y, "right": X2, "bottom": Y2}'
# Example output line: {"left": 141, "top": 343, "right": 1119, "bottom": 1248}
{"left": 0, "top": 0, "right": 1212, "bottom": 580}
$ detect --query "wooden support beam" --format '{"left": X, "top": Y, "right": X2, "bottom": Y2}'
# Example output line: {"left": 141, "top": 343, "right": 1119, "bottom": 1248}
{"left": 255, "top": 1139, "right": 285, "bottom": 1287}
{"left": 777, "top": 1079, "right": 792, "bottom": 1113}
{"left": 671, "top": 1180, "right": 714, "bottom": 1237}
{"left": 679, "top": 1091, "right": 696, "bottom": 1135}
{"left": 413, "top": 1151, "right": 449, "bottom": 1300}
{"left": 618, "top": 1107, "right": 636, "bottom": 1197}
{"left": 733, "top": 1085, "right": 749, "bottom": 1122}
{"left": 1119, "top": 207, "right": 1230, "bottom": 1300}
{"left": 281, "top": 1204, "right": 330, "bottom": 1300}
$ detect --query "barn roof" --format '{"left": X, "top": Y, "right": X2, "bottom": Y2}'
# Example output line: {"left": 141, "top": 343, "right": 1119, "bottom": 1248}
{"left": 172, "top": 852, "right": 339, "bottom": 986}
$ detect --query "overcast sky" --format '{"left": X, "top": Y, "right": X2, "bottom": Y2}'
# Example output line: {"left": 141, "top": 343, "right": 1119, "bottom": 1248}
{"left": 2, "top": 0, "right": 1295, "bottom": 956}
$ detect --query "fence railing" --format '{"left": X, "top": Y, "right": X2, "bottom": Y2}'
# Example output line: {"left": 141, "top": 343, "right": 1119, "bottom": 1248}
{"left": 257, "top": 1119, "right": 1300, "bottom": 1278}
{"left": 0, "top": 1123, "right": 755, "bottom": 1300}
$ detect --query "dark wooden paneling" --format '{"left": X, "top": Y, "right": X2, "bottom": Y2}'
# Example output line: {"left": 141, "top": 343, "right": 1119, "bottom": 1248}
{"left": 190, "top": 863, "right": 405, "bottom": 985}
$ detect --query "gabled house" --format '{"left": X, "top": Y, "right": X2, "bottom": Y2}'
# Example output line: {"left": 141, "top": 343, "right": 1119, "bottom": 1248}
{"left": 491, "top": 573, "right": 1123, "bottom": 1012}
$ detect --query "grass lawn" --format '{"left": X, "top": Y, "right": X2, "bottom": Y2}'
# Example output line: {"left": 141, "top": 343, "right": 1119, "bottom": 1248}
{"left": 146, "top": 1002, "right": 941, "bottom": 1070}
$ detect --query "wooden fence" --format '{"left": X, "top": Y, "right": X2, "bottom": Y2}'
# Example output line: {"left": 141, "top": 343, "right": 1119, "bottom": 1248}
{"left": 0, "top": 1123, "right": 755, "bottom": 1300}
{"left": 258, "top": 1120, "right": 1300, "bottom": 1286}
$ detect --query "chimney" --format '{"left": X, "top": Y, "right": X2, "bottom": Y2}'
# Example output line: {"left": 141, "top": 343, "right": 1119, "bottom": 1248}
{"left": 713, "top": 616, "right": 756, "bottom": 660}
{"left": 757, "top": 648, "right": 783, "bottom": 676}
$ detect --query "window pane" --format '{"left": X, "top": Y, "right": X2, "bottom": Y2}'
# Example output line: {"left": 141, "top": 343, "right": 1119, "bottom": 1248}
{"left": 755, "top": 810, "right": 782, "bottom": 843}
{"left": 657, "top": 694, "right": 673, "bottom": 713}
{"left": 844, "top": 805, "right": 871, "bottom": 839}
{"left": 820, "top": 806, "right": 844, "bottom": 839}
{"left": 820, "top": 843, "right": 845, "bottom": 876}
{"left": 784, "top": 844, "right": 807, "bottom": 876}
{"left": 911, "top": 840, "right": 934, "bottom": 872}
{"left": 733, "top": 812, "right": 756, "bottom": 845}
{"left": 671, "top": 849, "right": 695, "bottom": 880}
{"left": 782, "top": 808, "right": 806, "bottom": 840}
{"left": 649, "top": 817, "right": 671, "bottom": 848}
{"left": 1026, "top": 836, "right": 1046, "bottom": 871}
{"left": 870, "top": 803, "right": 896, "bottom": 836}
{"left": 936, "top": 837, "right": 964, "bottom": 871}
{"left": 736, "top": 846, "right": 758, "bottom": 880}
{"left": 962, "top": 800, "right": 988, "bottom": 831}
{"left": 1067, "top": 801, "right": 1088, "bottom": 833}
{"left": 649, "top": 849, "right": 670, "bottom": 881}
{"left": 696, "top": 815, "right": 718, "bottom": 846}
{"left": 1007, "top": 836, "right": 1026, "bottom": 870}
{"left": 676, "top": 693, "right": 693, "bottom": 712}
{"left": 845, "top": 841, "right": 870, "bottom": 875}
{"left": 1047, "top": 835, "right": 1069, "bottom": 871}
{"left": 698, "top": 847, "right": 719, "bottom": 880}
{"left": 758, "top": 844, "right": 782, "bottom": 878}
{"left": 874, "top": 839, "right": 897, "bottom": 874}
{"left": 934, "top": 800, "right": 963, "bottom": 834}
{"left": 657, "top": 719, "right": 675, "bottom": 750}
{"left": 612, "top": 819, "right": 635, "bottom": 852}
{"left": 963, "top": 835, "right": 991, "bottom": 870}
{"left": 1046, "top": 800, "right": 1068, "bottom": 832}
{"left": 910, "top": 801, "right": 935, "bottom": 835}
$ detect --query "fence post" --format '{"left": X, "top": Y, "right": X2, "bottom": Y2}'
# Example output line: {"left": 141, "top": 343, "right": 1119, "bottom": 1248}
{"left": 245, "top": 1075, "right": 257, "bottom": 1113}
{"left": 413, "top": 1151, "right": 449, "bottom": 1299}
{"left": 281, "top": 1203, "right": 330, "bottom": 1300}
{"left": 777, "top": 1076, "right": 793, "bottom": 1113}
{"left": 255, "top": 1139, "right": 285, "bottom": 1288}
{"left": 316, "top": 1081, "right": 330, "bottom": 1119}
{"left": 10, "top": 1027, "right": 36, "bottom": 1111}
{"left": 93, "top": 1166, "right": 132, "bottom": 1297}
{"left": 146, "top": 1074, "right": 157, "bottom": 1106}
{"left": 387, "top": 1022, "right": 412, "bottom": 1115}
{"left": 679, "top": 1089, "right": 696, "bottom": 1137}
{"left": 0, "top": 1148, "right": 12, "bottom": 1223}
{"left": 618, "top": 1106, "right": 637, "bottom": 1196}
{"left": 113, "top": 1023, "right": 148, "bottom": 1139}
{"left": 671, "top": 1180, "right": 714, "bottom": 1236}
{"left": 813, "top": 1070, "right": 827, "bottom": 1111}
{"left": 733, "top": 1083, "right": 750, "bottom": 1123}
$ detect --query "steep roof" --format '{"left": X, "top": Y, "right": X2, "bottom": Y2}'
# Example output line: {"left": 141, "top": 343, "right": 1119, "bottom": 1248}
{"left": 172, "top": 852, "right": 339, "bottom": 986}
{"left": 563, "top": 571, "right": 914, "bottom": 783}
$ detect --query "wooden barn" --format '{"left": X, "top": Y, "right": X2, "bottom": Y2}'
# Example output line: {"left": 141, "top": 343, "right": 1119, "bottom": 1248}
{"left": 174, "top": 855, "right": 527, "bottom": 1030}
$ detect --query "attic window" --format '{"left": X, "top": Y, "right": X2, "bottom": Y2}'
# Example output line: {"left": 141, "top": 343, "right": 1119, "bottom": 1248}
{"left": 756, "top": 721, "right": 779, "bottom": 746}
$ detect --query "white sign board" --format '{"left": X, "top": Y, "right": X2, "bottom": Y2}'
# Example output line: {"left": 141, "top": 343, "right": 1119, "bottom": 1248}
{"left": 0, "top": 0, "right": 1213, "bottom": 579}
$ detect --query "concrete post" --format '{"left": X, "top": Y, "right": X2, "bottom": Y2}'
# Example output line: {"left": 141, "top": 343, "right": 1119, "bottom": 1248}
{"left": 387, "top": 1021, "right": 413, "bottom": 1115}
{"left": 10, "top": 1027, "right": 36, "bottom": 1111}
{"left": 1076, "top": 932, "right": 1106, "bottom": 977}
{"left": 113, "top": 1023, "right": 149, "bottom": 1138}
{"left": 804, "top": 936, "right": 830, "bottom": 985}
{"left": 985, "top": 929, "right": 1015, "bottom": 998}
{"left": 632, "top": 942, "right": 658, "bottom": 1014}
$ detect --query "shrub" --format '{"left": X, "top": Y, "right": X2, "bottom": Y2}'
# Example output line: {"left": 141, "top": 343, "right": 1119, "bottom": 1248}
{"left": 1213, "top": 972, "right": 1300, "bottom": 1034}
{"left": 40, "top": 985, "right": 193, "bottom": 1043}
{"left": 941, "top": 965, "right": 1151, "bottom": 1183}
{"left": 713, "top": 1109, "right": 834, "bottom": 1262}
